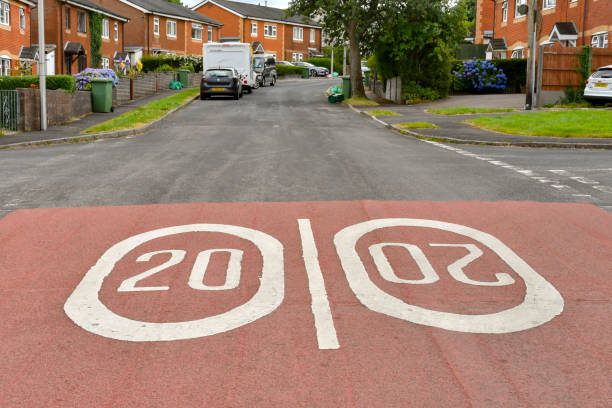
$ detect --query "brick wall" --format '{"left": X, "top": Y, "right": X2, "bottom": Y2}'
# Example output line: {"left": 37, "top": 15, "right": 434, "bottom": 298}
{"left": 157, "top": 71, "right": 174, "bottom": 92}
{"left": 193, "top": 3, "right": 241, "bottom": 39}
{"left": 284, "top": 24, "right": 321, "bottom": 61}
{"left": 132, "top": 72, "right": 156, "bottom": 99}
{"left": 112, "top": 76, "right": 130, "bottom": 106}
{"left": 17, "top": 88, "right": 91, "bottom": 131}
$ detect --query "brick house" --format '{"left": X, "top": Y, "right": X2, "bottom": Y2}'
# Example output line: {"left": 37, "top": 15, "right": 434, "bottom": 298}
{"left": 0, "top": 0, "right": 37, "bottom": 75}
{"left": 475, "top": 0, "right": 611, "bottom": 59}
{"left": 89, "top": 0, "right": 223, "bottom": 59}
{"left": 191, "top": 0, "right": 322, "bottom": 62}
{"left": 31, "top": 0, "right": 128, "bottom": 75}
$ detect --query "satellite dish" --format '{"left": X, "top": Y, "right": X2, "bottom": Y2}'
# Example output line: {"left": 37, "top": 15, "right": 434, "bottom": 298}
{"left": 517, "top": 4, "right": 528, "bottom": 15}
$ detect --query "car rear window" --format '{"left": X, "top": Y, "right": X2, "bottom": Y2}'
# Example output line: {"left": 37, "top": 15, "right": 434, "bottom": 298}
{"left": 206, "top": 70, "right": 232, "bottom": 78}
{"left": 592, "top": 69, "right": 612, "bottom": 79}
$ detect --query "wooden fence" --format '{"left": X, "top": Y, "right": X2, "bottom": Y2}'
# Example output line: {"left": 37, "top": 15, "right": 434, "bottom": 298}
{"left": 537, "top": 44, "right": 612, "bottom": 106}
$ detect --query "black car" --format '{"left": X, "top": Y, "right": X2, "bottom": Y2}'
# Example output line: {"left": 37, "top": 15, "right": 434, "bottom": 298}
{"left": 254, "top": 54, "right": 277, "bottom": 87}
{"left": 201, "top": 68, "right": 243, "bottom": 100}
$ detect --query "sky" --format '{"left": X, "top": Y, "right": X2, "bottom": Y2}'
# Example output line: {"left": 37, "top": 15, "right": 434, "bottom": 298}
{"left": 184, "top": 0, "right": 291, "bottom": 9}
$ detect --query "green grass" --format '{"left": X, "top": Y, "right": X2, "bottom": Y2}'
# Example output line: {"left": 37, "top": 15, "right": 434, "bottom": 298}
{"left": 343, "top": 97, "right": 379, "bottom": 106}
{"left": 465, "top": 110, "right": 612, "bottom": 138}
{"left": 82, "top": 88, "right": 199, "bottom": 134}
{"left": 396, "top": 122, "right": 439, "bottom": 130}
{"left": 368, "top": 109, "right": 401, "bottom": 117}
{"left": 426, "top": 107, "right": 516, "bottom": 115}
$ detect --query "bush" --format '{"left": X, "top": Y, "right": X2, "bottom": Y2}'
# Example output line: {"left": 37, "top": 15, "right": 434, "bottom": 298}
{"left": 276, "top": 65, "right": 303, "bottom": 77}
{"left": 322, "top": 46, "right": 345, "bottom": 74}
{"left": 402, "top": 82, "right": 441, "bottom": 104}
{"left": 452, "top": 59, "right": 507, "bottom": 92}
{"left": 0, "top": 75, "right": 76, "bottom": 92}
{"left": 181, "top": 64, "right": 195, "bottom": 73}
{"left": 156, "top": 64, "right": 175, "bottom": 72}
{"left": 305, "top": 57, "right": 332, "bottom": 72}
{"left": 74, "top": 68, "right": 119, "bottom": 91}
{"left": 452, "top": 58, "right": 526, "bottom": 93}
{"left": 141, "top": 55, "right": 203, "bottom": 73}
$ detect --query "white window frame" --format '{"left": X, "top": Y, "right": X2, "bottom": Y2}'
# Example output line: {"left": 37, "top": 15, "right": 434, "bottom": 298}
{"left": 511, "top": 48, "right": 524, "bottom": 59}
{"left": 543, "top": 0, "right": 555, "bottom": 10}
{"left": 0, "top": 57, "right": 10, "bottom": 76}
{"left": 101, "top": 57, "right": 109, "bottom": 69}
{"left": 192, "top": 22, "right": 202, "bottom": 40}
{"left": 501, "top": 1, "right": 508, "bottom": 23}
{"left": 515, "top": 0, "right": 526, "bottom": 18}
{"left": 0, "top": 1, "right": 9, "bottom": 26}
{"left": 114, "top": 22, "right": 118, "bottom": 41}
{"left": 292, "top": 52, "right": 303, "bottom": 62}
{"left": 19, "top": 7, "right": 25, "bottom": 30}
{"left": 208, "top": 25, "right": 213, "bottom": 41}
{"left": 293, "top": 27, "right": 303, "bottom": 41}
{"left": 264, "top": 24, "right": 276, "bottom": 38}
{"left": 591, "top": 32, "right": 608, "bottom": 48}
{"left": 102, "top": 19, "right": 110, "bottom": 39}
{"left": 251, "top": 22, "right": 257, "bottom": 36}
{"left": 153, "top": 17, "right": 159, "bottom": 35}
{"left": 310, "top": 29, "right": 315, "bottom": 43}
{"left": 167, "top": 20, "right": 177, "bottom": 38}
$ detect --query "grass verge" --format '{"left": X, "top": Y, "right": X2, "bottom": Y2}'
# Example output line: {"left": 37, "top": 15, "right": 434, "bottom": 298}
{"left": 465, "top": 110, "right": 612, "bottom": 138}
{"left": 396, "top": 122, "right": 439, "bottom": 130}
{"left": 427, "top": 107, "right": 516, "bottom": 115}
{"left": 369, "top": 109, "right": 400, "bottom": 117}
{"left": 344, "top": 97, "right": 379, "bottom": 106}
{"left": 82, "top": 88, "right": 199, "bottom": 134}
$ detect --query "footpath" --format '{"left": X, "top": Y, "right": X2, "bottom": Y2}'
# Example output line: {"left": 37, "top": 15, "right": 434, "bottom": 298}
{"left": 0, "top": 89, "right": 197, "bottom": 149}
{"left": 349, "top": 92, "right": 612, "bottom": 149}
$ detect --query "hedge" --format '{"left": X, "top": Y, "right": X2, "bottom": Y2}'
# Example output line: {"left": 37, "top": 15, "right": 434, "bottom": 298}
{"left": 0, "top": 75, "right": 76, "bottom": 92}
{"left": 451, "top": 58, "right": 526, "bottom": 93}
{"left": 277, "top": 65, "right": 303, "bottom": 77}
{"left": 141, "top": 55, "right": 203, "bottom": 73}
{"left": 305, "top": 57, "right": 332, "bottom": 72}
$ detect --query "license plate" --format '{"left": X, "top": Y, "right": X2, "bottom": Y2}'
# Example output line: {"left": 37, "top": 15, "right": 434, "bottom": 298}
{"left": 594, "top": 83, "right": 608, "bottom": 88}
{"left": 211, "top": 87, "right": 226, "bottom": 91}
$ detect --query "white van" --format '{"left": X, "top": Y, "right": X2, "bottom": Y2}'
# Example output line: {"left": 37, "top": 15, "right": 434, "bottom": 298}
{"left": 203, "top": 42, "right": 256, "bottom": 93}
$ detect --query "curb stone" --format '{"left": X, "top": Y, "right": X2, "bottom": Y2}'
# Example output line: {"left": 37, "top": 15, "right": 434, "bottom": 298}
{"left": 0, "top": 95, "right": 200, "bottom": 150}
{"left": 346, "top": 104, "right": 612, "bottom": 150}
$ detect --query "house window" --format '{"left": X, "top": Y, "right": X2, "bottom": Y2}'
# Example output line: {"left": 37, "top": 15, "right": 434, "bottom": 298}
{"left": 167, "top": 20, "right": 177, "bottom": 38}
{"left": 78, "top": 54, "right": 87, "bottom": 72}
{"left": 264, "top": 24, "right": 276, "bottom": 37}
{"left": 293, "top": 27, "right": 303, "bottom": 41}
{"left": 65, "top": 7, "right": 71, "bottom": 30}
{"left": 192, "top": 23, "right": 202, "bottom": 40}
{"left": 501, "top": 1, "right": 508, "bottom": 23}
{"left": 292, "top": 52, "right": 302, "bottom": 62}
{"left": 310, "top": 29, "right": 315, "bottom": 43}
{"left": 114, "top": 22, "right": 118, "bottom": 41}
{"left": 511, "top": 48, "right": 524, "bottom": 58}
{"left": 19, "top": 7, "right": 25, "bottom": 30}
{"left": 591, "top": 32, "right": 608, "bottom": 48}
{"left": 102, "top": 57, "right": 109, "bottom": 69}
{"left": 153, "top": 17, "right": 159, "bottom": 35}
{"left": 543, "top": 0, "right": 555, "bottom": 9}
{"left": 77, "top": 11, "right": 87, "bottom": 33}
{"left": 0, "top": 57, "right": 10, "bottom": 76}
{"left": 102, "top": 19, "right": 110, "bottom": 39}
{"left": 515, "top": 0, "right": 526, "bottom": 17}
{"left": 251, "top": 22, "right": 257, "bottom": 36}
{"left": 0, "top": 1, "right": 10, "bottom": 26}
{"left": 208, "top": 26, "right": 213, "bottom": 41}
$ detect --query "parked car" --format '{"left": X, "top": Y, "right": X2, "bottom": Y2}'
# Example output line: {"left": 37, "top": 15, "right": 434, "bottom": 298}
{"left": 276, "top": 60, "right": 295, "bottom": 66}
{"left": 254, "top": 54, "right": 277, "bottom": 87}
{"left": 584, "top": 65, "right": 612, "bottom": 103}
{"left": 201, "top": 68, "right": 243, "bottom": 100}
{"left": 203, "top": 42, "right": 256, "bottom": 93}
{"left": 293, "top": 61, "right": 329, "bottom": 77}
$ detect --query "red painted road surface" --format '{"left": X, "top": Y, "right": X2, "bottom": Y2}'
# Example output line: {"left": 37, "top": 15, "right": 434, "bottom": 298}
{"left": 1, "top": 201, "right": 611, "bottom": 407}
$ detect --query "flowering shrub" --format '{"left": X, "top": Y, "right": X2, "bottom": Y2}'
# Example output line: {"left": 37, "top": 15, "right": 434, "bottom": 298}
{"left": 115, "top": 58, "right": 143, "bottom": 78}
{"left": 453, "top": 60, "right": 507, "bottom": 92}
{"left": 73, "top": 68, "right": 119, "bottom": 91}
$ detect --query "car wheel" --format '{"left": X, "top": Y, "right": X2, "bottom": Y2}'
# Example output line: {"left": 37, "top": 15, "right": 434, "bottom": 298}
{"left": 247, "top": 87, "right": 253, "bottom": 94}
{"left": 200, "top": 93, "right": 207, "bottom": 100}
{"left": 239, "top": 88, "right": 244, "bottom": 98}
{"left": 310, "top": 69, "right": 316, "bottom": 77}
{"left": 270, "top": 76, "right": 276, "bottom": 86}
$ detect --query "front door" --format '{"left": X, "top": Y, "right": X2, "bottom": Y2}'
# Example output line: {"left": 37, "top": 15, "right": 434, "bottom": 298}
{"left": 45, "top": 51, "right": 55, "bottom": 75}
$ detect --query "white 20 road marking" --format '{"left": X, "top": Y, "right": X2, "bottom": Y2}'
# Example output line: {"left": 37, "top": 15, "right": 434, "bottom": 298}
{"left": 65, "top": 219, "right": 564, "bottom": 344}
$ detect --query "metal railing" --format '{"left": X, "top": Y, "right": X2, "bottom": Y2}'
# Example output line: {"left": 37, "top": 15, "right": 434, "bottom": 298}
{"left": 0, "top": 90, "right": 20, "bottom": 132}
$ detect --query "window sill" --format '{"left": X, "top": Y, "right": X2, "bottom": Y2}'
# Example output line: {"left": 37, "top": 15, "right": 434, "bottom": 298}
{"left": 264, "top": 35, "right": 276, "bottom": 38}
{"left": 293, "top": 39, "right": 303, "bottom": 42}
{"left": 514, "top": 15, "right": 526, "bottom": 21}
{"left": 542, "top": 8, "right": 555, "bottom": 15}
{"left": 191, "top": 38, "right": 202, "bottom": 42}
{"left": 167, "top": 35, "right": 177, "bottom": 39}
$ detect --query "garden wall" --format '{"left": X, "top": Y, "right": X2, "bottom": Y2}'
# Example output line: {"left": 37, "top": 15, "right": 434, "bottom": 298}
{"left": 17, "top": 89, "right": 91, "bottom": 131}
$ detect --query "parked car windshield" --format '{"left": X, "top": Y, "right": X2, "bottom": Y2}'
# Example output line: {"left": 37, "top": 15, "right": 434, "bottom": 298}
{"left": 205, "top": 69, "right": 232, "bottom": 78}
{"left": 592, "top": 68, "right": 612, "bottom": 79}
{"left": 253, "top": 57, "right": 264, "bottom": 72}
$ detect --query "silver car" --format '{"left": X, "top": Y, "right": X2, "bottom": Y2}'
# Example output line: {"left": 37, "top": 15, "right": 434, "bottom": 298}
{"left": 584, "top": 65, "right": 612, "bottom": 103}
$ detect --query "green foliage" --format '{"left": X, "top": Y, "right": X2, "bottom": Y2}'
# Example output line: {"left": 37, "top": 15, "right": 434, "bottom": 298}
{"left": 451, "top": 58, "right": 526, "bottom": 93}
{"left": 403, "top": 81, "right": 441, "bottom": 104}
{"left": 0, "top": 75, "right": 76, "bottom": 92}
{"left": 141, "top": 55, "right": 203, "bottom": 73}
{"left": 305, "top": 57, "right": 331, "bottom": 71}
{"left": 155, "top": 64, "right": 175, "bottom": 72}
{"left": 164, "top": 0, "right": 182, "bottom": 4}
{"left": 563, "top": 86, "right": 583, "bottom": 103}
{"left": 576, "top": 46, "right": 592, "bottom": 91}
{"left": 276, "top": 65, "right": 303, "bottom": 77}
{"left": 322, "top": 45, "right": 345, "bottom": 74}
{"left": 181, "top": 64, "right": 195, "bottom": 73}
{"left": 89, "top": 11, "right": 103, "bottom": 68}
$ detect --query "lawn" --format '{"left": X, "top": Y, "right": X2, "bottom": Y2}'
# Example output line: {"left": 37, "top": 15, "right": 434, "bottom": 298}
{"left": 82, "top": 88, "right": 200, "bottom": 134}
{"left": 465, "top": 110, "right": 612, "bottom": 138}
{"left": 396, "top": 122, "right": 439, "bottom": 129}
{"left": 343, "top": 97, "right": 379, "bottom": 106}
{"left": 368, "top": 109, "right": 401, "bottom": 117}
{"left": 427, "top": 107, "right": 516, "bottom": 115}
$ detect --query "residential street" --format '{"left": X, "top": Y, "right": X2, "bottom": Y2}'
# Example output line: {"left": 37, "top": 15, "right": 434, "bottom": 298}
{"left": 1, "top": 80, "right": 611, "bottom": 407}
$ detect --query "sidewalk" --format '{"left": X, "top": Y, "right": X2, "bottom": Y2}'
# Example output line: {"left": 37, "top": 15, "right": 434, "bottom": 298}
{"left": 0, "top": 89, "right": 193, "bottom": 148}
{"left": 350, "top": 91, "right": 612, "bottom": 149}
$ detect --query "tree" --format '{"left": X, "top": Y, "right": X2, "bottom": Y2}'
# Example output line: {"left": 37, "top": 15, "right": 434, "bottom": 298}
{"left": 288, "top": 0, "right": 389, "bottom": 98}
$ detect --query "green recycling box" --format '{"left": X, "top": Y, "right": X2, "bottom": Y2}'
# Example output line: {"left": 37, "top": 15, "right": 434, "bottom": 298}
{"left": 90, "top": 77, "right": 113, "bottom": 113}
{"left": 178, "top": 69, "right": 190, "bottom": 88}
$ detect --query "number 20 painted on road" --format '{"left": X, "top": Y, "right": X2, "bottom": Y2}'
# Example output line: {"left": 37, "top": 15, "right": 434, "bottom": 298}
{"left": 64, "top": 219, "right": 564, "bottom": 348}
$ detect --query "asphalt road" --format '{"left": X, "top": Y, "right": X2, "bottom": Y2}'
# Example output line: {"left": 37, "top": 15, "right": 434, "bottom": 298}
{"left": 1, "top": 79, "right": 611, "bottom": 216}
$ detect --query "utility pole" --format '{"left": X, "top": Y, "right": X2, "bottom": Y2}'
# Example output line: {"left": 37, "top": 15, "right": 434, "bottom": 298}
{"left": 525, "top": 0, "right": 538, "bottom": 110}
{"left": 37, "top": 0, "right": 47, "bottom": 130}
{"left": 330, "top": 43, "right": 334, "bottom": 75}
{"left": 343, "top": 43, "right": 347, "bottom": 76}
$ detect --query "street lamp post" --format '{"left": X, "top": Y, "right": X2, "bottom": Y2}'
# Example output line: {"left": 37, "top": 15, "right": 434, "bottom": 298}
{"left": 37, "top": 0, "right": 47, "bottom": 130}
{"left": 525, "top": 0, "right": 539, "bottom": 110}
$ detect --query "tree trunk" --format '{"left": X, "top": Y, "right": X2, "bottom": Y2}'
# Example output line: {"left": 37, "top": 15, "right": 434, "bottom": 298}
{"left": 347, "top": 20, "right": 365, "bottom": 99}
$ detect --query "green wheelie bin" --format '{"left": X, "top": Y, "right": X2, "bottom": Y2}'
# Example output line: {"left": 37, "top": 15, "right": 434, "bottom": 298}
{"left": 178, "top": 69, "right": 190, "bottom": 88}
{"left": 90, "top": 77, "right": 113, "bottom": 113}
{"left": 342, "top": 76, "right": 351, "bottom": 100}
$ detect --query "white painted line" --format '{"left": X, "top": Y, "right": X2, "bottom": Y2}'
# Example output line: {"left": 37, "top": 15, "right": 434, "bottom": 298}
{"left": 569, "top": 176, "right": 599, "bottom": 185}
{"left": 488, "top": 161, "right": 509, "bottom": 166}
{"left": 572, "top": 194, "right": 592, "bottom": 198}
{"left": 532, "top": 177, "right": 553, "bottom": 183}
{"left": 298, "top": 219, "right": 340, "bottom": 350}
{"left": 592, "top": 185, "right": 612, "bottom": 194}
{"left": 551, "top": 185, "right": 572, "bottom": 190}
{"left": 516, "top": 170, "right": 535, "bottom": 176}
{"left": 549, "top": 170, "right": 569, "bottom": 175}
